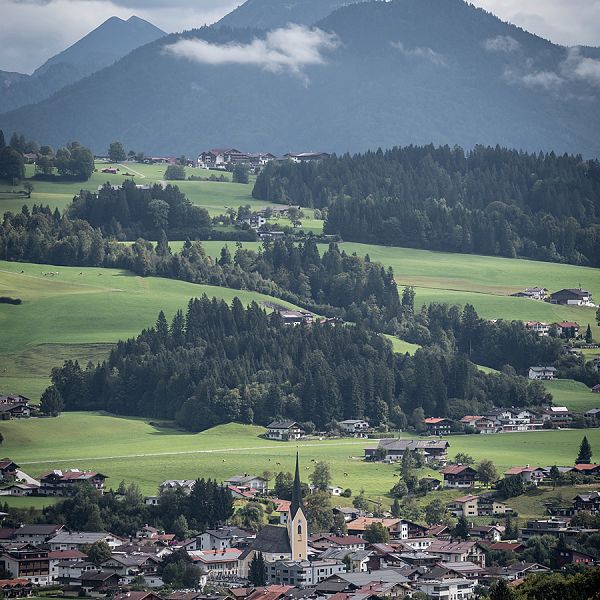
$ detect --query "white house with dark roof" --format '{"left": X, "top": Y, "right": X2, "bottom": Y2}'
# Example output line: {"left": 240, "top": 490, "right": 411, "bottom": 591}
{"left": 266, "top": 420, "right": 305, "bottom": 441}
{"left": 339, "top": 420, "right": 370, "bottom": 436}
{"left": 528, "top": 366, "right": 557, "bottom": 380}
{"left": 225, "top": 474, "right": 267, "bottom": 493}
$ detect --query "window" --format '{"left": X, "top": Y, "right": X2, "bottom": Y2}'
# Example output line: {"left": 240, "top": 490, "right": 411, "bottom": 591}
{"left": 298, "top": 521, "right": 302, "bottom": 535}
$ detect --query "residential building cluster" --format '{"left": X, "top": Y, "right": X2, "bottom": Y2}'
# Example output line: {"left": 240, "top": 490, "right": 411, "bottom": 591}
{"left": 512, "top": 287, "right": 594, "bottom": 307}
{"left": 197, "top": 149, "right": 330, "bottom": 170}
{"left": 0, "top": 455, "right": 598, "bottom": 600}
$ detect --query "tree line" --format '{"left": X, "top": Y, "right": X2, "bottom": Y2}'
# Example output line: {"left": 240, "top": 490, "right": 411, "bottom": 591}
{"left": 252, "top": 144, "right": 600, "bottom": 266}
{"left": 0, "top": 130, "right": 94, "bottom": 182}
{"left": 46, "top": 297, "right": 549, "bottom": 432}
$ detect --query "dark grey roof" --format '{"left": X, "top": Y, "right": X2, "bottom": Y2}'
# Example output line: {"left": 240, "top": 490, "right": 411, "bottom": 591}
{"left": 203, "top": 526, "right": 250, "bottom": 540}
{"left": 337, "top": 571, "right": 410, "bottom": 586}
{"left": 267, "top": 419, "right": 300, "bottom": 429}
{"left": 16, "top": 524, "right": 62, "bottom": 536}
{"left": 251, "top": 525, "right": 291, "bottom": 554}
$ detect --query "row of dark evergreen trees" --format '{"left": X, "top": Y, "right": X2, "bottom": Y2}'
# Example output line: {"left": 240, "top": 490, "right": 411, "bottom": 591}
{"left": 252, "top": 144, "right": 600, "bottom": 266}
{"left": 47, "top": 297, "right": 550, "bottom": 432}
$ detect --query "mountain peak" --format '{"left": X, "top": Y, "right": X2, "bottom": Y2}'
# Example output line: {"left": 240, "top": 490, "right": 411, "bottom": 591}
{"left": 32, "top": 14, "right": 166, "bottom": 77}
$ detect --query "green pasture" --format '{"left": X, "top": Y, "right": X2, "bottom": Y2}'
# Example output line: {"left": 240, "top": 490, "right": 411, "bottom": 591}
{"left": 0, "top": 260, "right": 303, "bottom": 401}
{"left": 543, "top": 380, "right": 599, "bottom": 413}
{"left": 0, "top": 496, "right": 61, "bottom": 510}
{"left": 1, "top": 417, "right": 597, "bottom": 515}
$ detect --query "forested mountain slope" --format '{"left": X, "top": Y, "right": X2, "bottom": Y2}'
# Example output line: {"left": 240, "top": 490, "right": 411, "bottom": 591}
{"left": 217, "top": 0, "right": 363, "bottom": 29}
{"left": 0, "top": 16, "right": 165, "bottom": 113}
{"left": 1, "top": 0, "right": 599, "bottom": 155}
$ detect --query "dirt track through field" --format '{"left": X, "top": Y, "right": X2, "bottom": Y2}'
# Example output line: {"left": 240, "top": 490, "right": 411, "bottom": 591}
{"left": 18, "top": 440, "right": 372, "bottom": 465}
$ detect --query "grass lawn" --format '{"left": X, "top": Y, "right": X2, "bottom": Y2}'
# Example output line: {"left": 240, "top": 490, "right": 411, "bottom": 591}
{"left": 447, "top": 429, "right": 600, "bottom": 471}
{"left": 543, "top": 380, "right": 599, "bottom": 413}
{"left": 0, "top": 496, "right": 61, "bottom": 510}
{"left": 0, "top": 260, "right": 303, "bottom": 401}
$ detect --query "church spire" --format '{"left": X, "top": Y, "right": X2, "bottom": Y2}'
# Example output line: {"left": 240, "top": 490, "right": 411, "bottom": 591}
{"left": 290, "top": 451, "right": 303, "bottom": 518}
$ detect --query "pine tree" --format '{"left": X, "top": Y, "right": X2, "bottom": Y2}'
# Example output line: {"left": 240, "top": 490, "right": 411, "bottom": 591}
{"left": 248, "top": 552, "right": 266, "bottom": 586}
{"left": 0, "top": 130, "right": 5, "bottom": 148}
{"left": 577, "top": 436, "right": 592, "bottom": 464}
{"left": 489, "top": 579, "right": 514, "bottom": 600}
{"left": 585, "top": 324, "right": 593, "bottom": 343}
{"left": 454, "top": 515, "right": 470, "bottom": 540}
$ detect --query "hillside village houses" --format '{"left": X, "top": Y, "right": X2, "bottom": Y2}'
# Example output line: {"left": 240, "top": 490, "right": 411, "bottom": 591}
{"left": 0, "top": 454, "right": 598, "bottom": 598}
{"left": 196, "top": 149, "right": 329, "bottom": 169}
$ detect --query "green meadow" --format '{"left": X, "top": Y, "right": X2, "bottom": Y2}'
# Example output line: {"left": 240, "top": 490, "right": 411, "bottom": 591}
{"left": 1, "top": 416, "right": 597, "bottom": 514}
{"left": 0, "top": 260, "right": 302, "bottom": 401}
{"left": 544, "top": 380, "right": 599, "bottom": 413}
{"left": 0, "top": 162, "right": 284, "bottom": 219}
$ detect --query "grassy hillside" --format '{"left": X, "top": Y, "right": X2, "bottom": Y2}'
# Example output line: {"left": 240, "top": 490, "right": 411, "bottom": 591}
{"left": 0, "top": 260, "right": 302, "bottom": 401}
{"left": 0, "top": 162, "right": 281, "bottom": 218}
{"left": 544, "top": 380, "right": 599, "bottom": 413}
{"left": 1, "top": 417, "right": 597, "bottom": 511}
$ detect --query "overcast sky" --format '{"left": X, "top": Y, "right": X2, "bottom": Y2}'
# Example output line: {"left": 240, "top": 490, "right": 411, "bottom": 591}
{"left": 1, "top": 0, "right": 599, "bottom": 74}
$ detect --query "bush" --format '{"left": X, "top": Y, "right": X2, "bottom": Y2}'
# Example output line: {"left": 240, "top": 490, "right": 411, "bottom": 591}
{"left": 341, "top": 488, "right": 352, "bottom": 497}
{"left": 0, "top": 296, "right": 22, "bottom": 305}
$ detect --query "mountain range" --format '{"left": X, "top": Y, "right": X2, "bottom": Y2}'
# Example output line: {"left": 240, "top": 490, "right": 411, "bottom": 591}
{"left": 1, "top": 0, "right": 599, "bottom": 156}
{"left": 0, "top": 16, "right": 165, "bottom": 113}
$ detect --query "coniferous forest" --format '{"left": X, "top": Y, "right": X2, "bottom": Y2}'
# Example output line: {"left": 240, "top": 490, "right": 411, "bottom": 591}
{"left": 47, "top": 297, "right": 551, "bottom": 432}
{"left": 253, "top": 145, "right": 600, "bottom": 266}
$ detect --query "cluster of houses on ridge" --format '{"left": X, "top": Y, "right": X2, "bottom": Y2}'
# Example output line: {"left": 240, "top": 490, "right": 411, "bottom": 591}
{"left": 1, "top": 456, "right": 597, "bottom": 600}
{"left": 511, "top": 286, "right": 594, "bottom": 307}
{"left": 197, "top": 149, "right": 330, "bottom": 170}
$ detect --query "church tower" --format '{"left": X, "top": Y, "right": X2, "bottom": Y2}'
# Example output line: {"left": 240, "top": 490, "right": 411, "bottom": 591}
{"left": 287, "top": 452, "right": 308, "bottom": 560}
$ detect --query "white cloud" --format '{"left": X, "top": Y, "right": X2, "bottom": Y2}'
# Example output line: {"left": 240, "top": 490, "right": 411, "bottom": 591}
{"left": 561, "top": 47, "right": 600, "bottom": 87}
{"left": 503, "top": 47, "right": 600, "bottom": 92}
{"left": 483, "top": 35, "right": 520, "bottom": 52}
{"left": 470, "top": 0, "right": 600, "bottom": 47}
{"left": 520, "top": 70, "right": 564, "bottom": 90}
{"left": 164, "top": 25, "right": 339, "bottom": 77}
{"left": 391, "top": 41, "right": 446, "bottom": 66}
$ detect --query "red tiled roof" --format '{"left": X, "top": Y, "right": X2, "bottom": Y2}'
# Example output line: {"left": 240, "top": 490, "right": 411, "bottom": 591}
{"left": 441, "top": 465, "right": 476, "bottom": 475}
{"left": 47, "top": 550, "right": 87, "bottom": 560}
{"left": 423, "top": 418, "right": 449, "bottom": 424}
{"left": 574, "top": 464, "right": 600, "bottom": 471}
{"left": 347, "top": 518, "right": 400, "bottom": 531}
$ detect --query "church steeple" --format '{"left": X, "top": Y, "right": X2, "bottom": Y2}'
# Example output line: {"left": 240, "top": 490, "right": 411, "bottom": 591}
{"left": 290, "top": 451, "right": 303, "bottom": 519}
{"left": 287, "top": 451, "right": 307, "bottom": 560}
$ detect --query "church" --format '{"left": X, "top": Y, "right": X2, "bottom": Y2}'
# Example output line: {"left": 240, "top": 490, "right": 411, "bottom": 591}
{"left": 239, "top": 453, "right": 308, "bottom": 577}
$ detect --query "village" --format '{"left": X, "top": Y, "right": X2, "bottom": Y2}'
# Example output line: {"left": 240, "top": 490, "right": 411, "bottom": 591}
{"left": 0, "top": 424, "right": 599, "bottom": 600}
